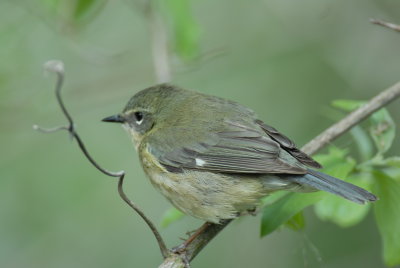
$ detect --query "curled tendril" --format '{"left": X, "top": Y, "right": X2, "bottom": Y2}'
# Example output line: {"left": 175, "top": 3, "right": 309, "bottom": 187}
{"left": 35, "top": 60, "right": 169, "bottom": 258}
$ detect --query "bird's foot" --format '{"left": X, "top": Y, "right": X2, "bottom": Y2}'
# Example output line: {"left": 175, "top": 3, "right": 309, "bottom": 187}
{"left": 173, "top": 222, "right": 212, "bottom": 253}
{"left": 171, "top": 243, "right": 187, "bottom": 254}
{"left": 238, "top": 207, "right": 259, "bottom": 217}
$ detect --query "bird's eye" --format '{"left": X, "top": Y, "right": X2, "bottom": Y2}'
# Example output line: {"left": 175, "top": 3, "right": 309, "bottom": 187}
{"left": 134, "top": 111, "right": 144, "bottom": 124}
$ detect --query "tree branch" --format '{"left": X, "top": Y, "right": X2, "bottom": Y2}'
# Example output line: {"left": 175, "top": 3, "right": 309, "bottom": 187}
{"left": 302, "top": 81, "right": 400, "bottom": 155}
{"left": 159, "top": 81, "right": 400, "bottom": 267}
{"left": 370, "top": 18, "right": 400, "bottom": 33}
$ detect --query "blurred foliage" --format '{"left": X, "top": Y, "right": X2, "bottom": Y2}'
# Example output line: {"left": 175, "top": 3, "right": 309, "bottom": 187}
{"left": 161, "top": 206, "right": 185, "bottom": 228}
{"left": 41, "top": 0, "right": 108, "bottom": 29}
{"left": 159, "top": 0, "right": 201, "bottom": 61}
{"left": 373, "top": 171, "right": 400, "bottom": 266}
{"left": 2, "top": 0, "right": 400, "bottom": 267}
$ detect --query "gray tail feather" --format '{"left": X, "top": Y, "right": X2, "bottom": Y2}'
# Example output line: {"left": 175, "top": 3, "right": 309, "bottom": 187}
{"left": 292, "top": 169, "right": 378, "bottom": 204}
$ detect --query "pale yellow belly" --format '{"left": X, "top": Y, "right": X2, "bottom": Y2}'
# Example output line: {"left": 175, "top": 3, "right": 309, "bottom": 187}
{"left": 146, "top": 168, "right": 269, "bottom": 223}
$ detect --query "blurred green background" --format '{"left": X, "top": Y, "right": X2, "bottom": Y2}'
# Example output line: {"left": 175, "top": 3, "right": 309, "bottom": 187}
{"left": 1, "top": 0, "right": 400, "bottom": 267}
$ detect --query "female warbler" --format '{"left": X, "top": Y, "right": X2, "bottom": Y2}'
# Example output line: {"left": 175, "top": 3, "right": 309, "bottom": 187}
{"left": 102, "top": 84, "right": 377, "bottom": 223}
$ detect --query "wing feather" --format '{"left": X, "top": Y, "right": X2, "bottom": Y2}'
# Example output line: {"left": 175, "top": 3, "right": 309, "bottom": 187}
{"left": 255, "top": 120, "right": 322, "bottom": 168}
{"left": 146, "top": 120, "right": 308, "bottom": 174}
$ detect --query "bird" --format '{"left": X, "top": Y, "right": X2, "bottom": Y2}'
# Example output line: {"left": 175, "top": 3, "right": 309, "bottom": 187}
{"left": 102, "top": 84, "right": 377, "bottom": 224}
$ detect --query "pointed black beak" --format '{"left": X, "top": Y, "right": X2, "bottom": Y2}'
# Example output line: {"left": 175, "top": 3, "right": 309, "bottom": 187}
{"left": 102, "top": 114, "right": 125, "bottom": 123}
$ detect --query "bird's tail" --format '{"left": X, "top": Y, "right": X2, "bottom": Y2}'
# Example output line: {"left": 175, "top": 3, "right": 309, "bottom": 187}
{"left": 291, "top": 169, "right": 377, "bottom": 204}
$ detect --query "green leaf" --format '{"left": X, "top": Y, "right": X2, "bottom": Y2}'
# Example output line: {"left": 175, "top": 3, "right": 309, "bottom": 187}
{"left": 285, "top": 211, "right": 305, "bottom": 231}
{"left": 378, "top": 157, "right": 400, "bottom": 180}
{"left": 261, "top": 191, "right": 288, "bottom": 206}
{"left": 163, "top": 0, "right": 201, "bottom": 60}
{"left": 73, "top": 0, "right": 104, "bottom": 20}
{"left": 314, "top": 173, "right": 371, "bottom": 227}
{"left": 369, "top": 108, "right": 396, "bottom": 155}
{"left": 350, "top": 125, "right": 374, "bottom": 161}
{"left": 312, "top": 146, "right": 347, "bottom": 166}
{"left": 373, "top": 171, "right": 400, "bottom": 266}
{"left": 313, "top": 146, "right": 353, "bottom": 174}
{"left": 332, "top": 100, "right": 366, "bottom": 112}
{"left": 381, "top": 157, "right": 400, "bottom": 168}
{"left": 332, "top": 99, "right": 365, "bottom": 111}
{"left": 161, "top": 207, "right": 185, "bottom": 228}
{"left": 41, "top": 0, "right": 107, "bottom": 26}
{"left": 261, "top": 192, "right": 323, "bottom": 237}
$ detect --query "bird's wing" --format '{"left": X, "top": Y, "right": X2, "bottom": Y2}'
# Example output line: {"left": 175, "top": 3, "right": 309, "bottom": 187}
{"left": 145, "top": 120, "right": 313, "bottom": 174}
{"left": 255, "top": 120, "right": 322, "bottom": 169}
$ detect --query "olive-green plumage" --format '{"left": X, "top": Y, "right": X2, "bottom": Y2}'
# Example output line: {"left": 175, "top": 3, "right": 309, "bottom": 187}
{"left": 103, "top": 84, "right": 377, "bottom": 223}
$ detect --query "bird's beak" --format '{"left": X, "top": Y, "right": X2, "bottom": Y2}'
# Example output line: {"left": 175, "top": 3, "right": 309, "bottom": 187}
{"left": 102, "top": 114, "right": 125, "bottom": 123}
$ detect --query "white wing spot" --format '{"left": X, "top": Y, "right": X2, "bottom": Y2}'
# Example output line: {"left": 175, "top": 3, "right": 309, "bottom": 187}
{"left": 195, "top": 158, "right": 206, "bottom": 167}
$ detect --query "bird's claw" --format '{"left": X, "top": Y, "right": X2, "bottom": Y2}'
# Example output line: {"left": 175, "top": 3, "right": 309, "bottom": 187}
{"left": 171, "top": 243, "right": 187, "bottom": 254}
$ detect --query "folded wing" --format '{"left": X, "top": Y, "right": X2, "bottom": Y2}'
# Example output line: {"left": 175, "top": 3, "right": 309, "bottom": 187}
{"left": 147, "top": 120, "right": 319, "bottom": 174}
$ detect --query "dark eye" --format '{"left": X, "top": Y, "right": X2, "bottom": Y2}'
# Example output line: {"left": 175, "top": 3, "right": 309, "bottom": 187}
{"left": 134, "top": 111, "right": 144, "bottom": 124}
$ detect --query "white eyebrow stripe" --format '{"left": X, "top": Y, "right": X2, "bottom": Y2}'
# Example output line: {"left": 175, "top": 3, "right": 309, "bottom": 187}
{"left": 195, "top": 158, "right": 206, "bottom": 167}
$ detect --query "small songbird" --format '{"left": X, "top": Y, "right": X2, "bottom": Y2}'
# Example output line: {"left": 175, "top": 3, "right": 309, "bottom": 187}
{"left": 102, "top": 84, "right": 377, "bottom": 224}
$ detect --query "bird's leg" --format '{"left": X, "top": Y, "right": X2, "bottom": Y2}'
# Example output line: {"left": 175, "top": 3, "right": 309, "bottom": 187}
{"left": 172, "top": 222, "right": 212, "bottom": 253}
{"left": 185, "top": 229, "right": 197, "bottom": 237}
{"left": 236, "top": 207, "right": 259, "bottom": 217}
{"left": 246, "top": 207, "right": 260, "bottom": 216}
{"left": 184, "top": 222, "right": 211, "bottom": 246}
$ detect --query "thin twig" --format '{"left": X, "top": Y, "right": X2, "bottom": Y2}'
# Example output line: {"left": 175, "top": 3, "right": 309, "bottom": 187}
{"left": 117, "top": 174, "right": 168, "bottom": 257}
{"left": 159, "top": 81, "right": 400, "bottom": 267}
{"left": 35, "top": 60, "right": 169, "bottom": 259}
{"left": 370, "top": 18, "right": 400, "bottom": 32}
{"left": 32, "top": 125, "right": 69, "bottom": 133}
